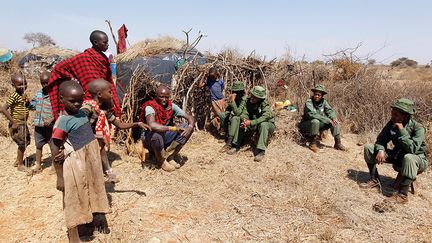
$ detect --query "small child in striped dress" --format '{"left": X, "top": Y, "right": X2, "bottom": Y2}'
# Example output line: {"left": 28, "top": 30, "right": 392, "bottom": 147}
{"left": 28, "top": 71, "right": 55, "bottom": 174}
{"left": 0, "top": 74, "right": 31, "bottom": 172}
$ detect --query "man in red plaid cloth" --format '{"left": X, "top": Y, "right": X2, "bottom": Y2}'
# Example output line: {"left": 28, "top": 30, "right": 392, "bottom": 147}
{"left": 47, "top": 30, "right": 121, "bottom": 119}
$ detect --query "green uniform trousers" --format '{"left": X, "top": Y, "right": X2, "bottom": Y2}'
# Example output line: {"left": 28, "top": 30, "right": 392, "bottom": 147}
{"left": 229, "top": 116, "right": 275, "bottom": 151}
{"left": 299, "top": 118, "right": 340, "bottom": 138}
{"left": 364, "top": 143, "right": 429, "bottom": 180}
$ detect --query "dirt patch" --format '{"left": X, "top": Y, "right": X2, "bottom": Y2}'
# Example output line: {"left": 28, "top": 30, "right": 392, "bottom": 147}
{"left": 0, "top": 130, "right": 431, "bottom": 242}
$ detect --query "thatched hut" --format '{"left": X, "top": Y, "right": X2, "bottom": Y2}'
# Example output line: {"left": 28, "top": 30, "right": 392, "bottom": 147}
{"left": 18, "top": 46, "right": 79, "bottom": 77}
{"left": 115, "top": 36, "right": 206, "bottom": 103}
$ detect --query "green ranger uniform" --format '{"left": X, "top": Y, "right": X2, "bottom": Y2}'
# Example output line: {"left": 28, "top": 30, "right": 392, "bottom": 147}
{"left": 231, "top": 87, "right": 275, "bottom": 151}
{"left": 299, "top": 97, "right": 340, "bottom": 138}
{"left": 222, "top": 95, "right": 247, "bottom": 140}
{"left": 220, "top": 81, "right": 247, "bottom": 144}
{"left": 362, "top": 98, "right": 429, "bottom": 202}
{"left": 364, "top": 118, "right": 429, "bottom": 180}
{"left": 300, "top": 85, "right": 346, "bottom": 152}
{"left": 219, "top": 95, "right": 247, "bottom": 121}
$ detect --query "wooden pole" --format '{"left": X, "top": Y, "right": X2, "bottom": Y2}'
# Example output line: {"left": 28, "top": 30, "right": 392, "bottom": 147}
{"left": 105, "top": 20, "right": 118, "bottom": 46}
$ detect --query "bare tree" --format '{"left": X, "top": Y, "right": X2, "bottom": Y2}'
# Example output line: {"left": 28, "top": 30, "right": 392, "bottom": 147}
{"left": 23, "top": 32, "right": 56, "bottom": 47}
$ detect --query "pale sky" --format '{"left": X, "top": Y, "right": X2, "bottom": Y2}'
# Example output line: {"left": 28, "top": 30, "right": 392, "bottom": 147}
{"left": 2, "top": 0, "right": 431, "bottom": 64}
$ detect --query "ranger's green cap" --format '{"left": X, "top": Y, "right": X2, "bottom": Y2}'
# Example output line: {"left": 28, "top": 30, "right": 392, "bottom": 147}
{"left": 231, "top": 81, "right": 245, "bottom": 91}
{"left": 391, "top": 98, "right": 415, "bottom": 115}
{"left": 311, "top": 84, "right": 327, "bottom": 95}
{"left": 250, "top": 85, "right": 266, "bottom": 99}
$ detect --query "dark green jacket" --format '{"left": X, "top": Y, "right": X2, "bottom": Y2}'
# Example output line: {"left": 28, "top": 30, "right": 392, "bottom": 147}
{"left": 226, "top": 95, "right": 247, "bottom": 116}
{"left": 302, "top": 98, "right": 336, "bottom": 124}
{"left": 240, "top": 98, "right": 275, "bottom": 126}
{"left": 374, "top": 118, "right": 428, "bottom": 159}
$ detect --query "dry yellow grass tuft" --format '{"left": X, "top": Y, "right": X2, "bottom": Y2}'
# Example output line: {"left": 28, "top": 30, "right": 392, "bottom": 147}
{"left": 331, "top": 58, "right": 363, "bottom": 81}
{"left": 115, "top": 36, "right": 185, "bottom": 63}
{"left": 27, "top": 46, "right": 79, "bottom": 58}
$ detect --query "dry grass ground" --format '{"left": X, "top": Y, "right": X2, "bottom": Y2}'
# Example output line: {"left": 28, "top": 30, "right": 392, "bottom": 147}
{"left": 0, "top": 121, "right": 431, "bottom": 242}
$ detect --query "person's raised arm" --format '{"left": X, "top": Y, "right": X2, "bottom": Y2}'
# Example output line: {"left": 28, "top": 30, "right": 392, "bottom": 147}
{"left": 146, "top": 114, "right": 172, "bottom": 133}
{"left": 198, "top": 72, "right": 207, "bottom": 88}
{"left": 112, "top": 118, "right": 151, "bottom": 131}
{"left": 183, "top": 113, "right": 195, "bottom": 128}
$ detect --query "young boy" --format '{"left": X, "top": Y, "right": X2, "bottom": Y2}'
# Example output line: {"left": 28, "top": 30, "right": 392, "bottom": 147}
{"left": 29, "top": 71, "right": 54, "bottom": 174}
{"left": 51, "top": 80, "right": 110, "bottom": 242}
{"left": 81, "top": 79, "right": 150, "bottom": 183}
{"left": 0, "top": 74, "right": 31, "bottom": 172}
{"left": 199, "top": 67, "right": 225, "bottom": 129}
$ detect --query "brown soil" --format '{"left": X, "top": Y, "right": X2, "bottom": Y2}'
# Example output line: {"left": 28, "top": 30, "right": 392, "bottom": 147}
{"left": 0, "top": 128, "right": 431, "bottom": 242}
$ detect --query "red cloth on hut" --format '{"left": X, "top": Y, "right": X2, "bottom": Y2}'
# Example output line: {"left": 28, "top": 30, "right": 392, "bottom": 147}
{"left": 117, "top": 24, "right": 128, "bottom": 54}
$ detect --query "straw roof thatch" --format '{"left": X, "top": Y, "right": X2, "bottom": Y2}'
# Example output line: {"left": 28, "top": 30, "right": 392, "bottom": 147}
{"left": 28, "top": 46, "right": 79, "bottom": 58}
{"left": 116, "top": 36, "right": 185, "bottom": 63}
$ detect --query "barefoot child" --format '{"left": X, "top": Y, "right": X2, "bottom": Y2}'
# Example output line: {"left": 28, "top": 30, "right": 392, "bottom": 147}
{"left": 81, "top": 79, "right": 150, "bottom": 183}
{"left": 28, "top": 71, "right": 55, "bottom": 174}
{"left": 0, "top": 74, "right": 31, "bottom": 172}
{"left": 51, "top": 80, "right": 110, "bottom": 242}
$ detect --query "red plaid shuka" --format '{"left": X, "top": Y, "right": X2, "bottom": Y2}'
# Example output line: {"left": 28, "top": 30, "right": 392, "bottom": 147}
{"left": 47, "top": 48, "right": 121, "bottom": 119}
{"left": 83, "top": 99, "right": 111, "bottom": 143}
{"left": 141, "top": 99, "right": 174, "bottom": 126}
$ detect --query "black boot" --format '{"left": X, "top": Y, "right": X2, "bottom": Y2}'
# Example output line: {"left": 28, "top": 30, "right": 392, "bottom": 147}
{"left": 334, "top": 136, "right": 347, "bottom": 151}
{"left": 399, "top": 177, "right": 413, "bottom": 196}
{"left": 359, "top": 170, "right": 381, "bottom": 191}
{"left": 308, "top": 135, "right": 319, "bottom": 152}
{"left": 220, "top": 136, "right": 233, "bottom": 153}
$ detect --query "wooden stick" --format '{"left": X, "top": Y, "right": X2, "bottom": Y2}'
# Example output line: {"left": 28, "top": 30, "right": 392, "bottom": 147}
{"left": 105, "top": 20, "right": 118, "bottom": 46}
{"left": 182, "top": 28, "right": 192, "bottom": 59}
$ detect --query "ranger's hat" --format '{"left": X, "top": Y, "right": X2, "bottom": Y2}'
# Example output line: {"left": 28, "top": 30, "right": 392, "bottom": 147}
{"left": 231, "top": 81, "right": 245, "bottom": 91}
{"left": 0, "top": 48, "right": 13, "bottom": 63}
{"left": 391, "top": 98, "right": 415, "bottom": 115}
{"left": 311, "top": 84, "right": 327, "bottom": 95}
{"left": 250, "top": 85, "right": 266, "bottom": 99}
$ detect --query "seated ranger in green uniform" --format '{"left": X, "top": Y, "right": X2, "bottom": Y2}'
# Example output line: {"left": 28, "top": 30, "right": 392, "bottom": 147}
{"left": 227, "top": 86, "right": 275, "bottom": 162}
{"left": 360, "top": 98, "right": 429, "bottom": 204}
{"left": 220, "top": 81, "right": 247, "bottom": 152}
{"left": 300, "top": 84, "right": 346, "bottom": 152}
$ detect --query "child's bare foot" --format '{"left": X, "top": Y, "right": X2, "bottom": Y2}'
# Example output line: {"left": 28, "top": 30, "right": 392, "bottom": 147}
{"left": 67, "top": 226, "right": 82, "bottom": 243}
{"left": 30, "top": 165, "right": 43, "bottom": 175}
{"left": 56, "top": 177, "right": 65, "bottom": 192}
{"left": 106, "top": 171, "right": 120, "bottom": 184}
{"left": 13, "top": 161, "right": 18, "bottom": 167}
{"left": 17, "top": 164, "right": 26, "bottom": 172}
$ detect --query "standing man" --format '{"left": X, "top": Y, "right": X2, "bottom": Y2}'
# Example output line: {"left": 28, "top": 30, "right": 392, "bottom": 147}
{"left": 299, "top": 84, "right": 347, "bottom": 152}
{"left": 47, "top": 30, "right": 121, "bottom": 119}
{"left": 360, "top": 98, "right": 429, "bottom": 203}
{"left": 140, "top": 85, "right": 195, "bottom": 172}
{"left": 227, "top": 86, "right": 275, "bottom": 162}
